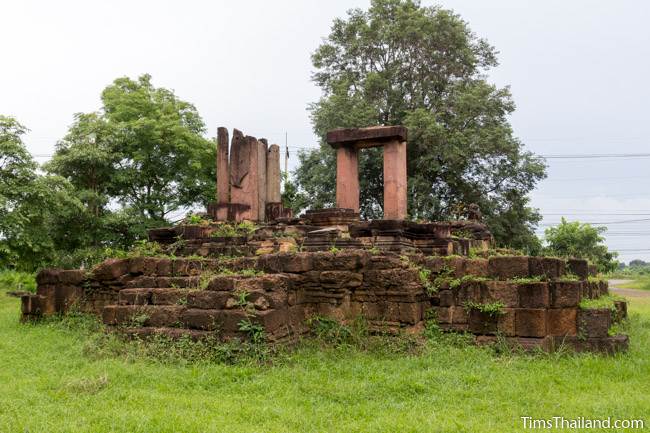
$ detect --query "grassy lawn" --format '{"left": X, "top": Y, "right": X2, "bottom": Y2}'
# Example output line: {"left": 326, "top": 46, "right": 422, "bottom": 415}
{"left": 1, "top": 286, "right": 649, "bottom": 432}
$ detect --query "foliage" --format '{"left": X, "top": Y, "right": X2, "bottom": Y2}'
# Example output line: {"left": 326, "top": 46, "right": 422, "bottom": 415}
{"left": 0, "top": 270, "right": 36, "bottom": 293}
{"left": 544, "top": 218, "right": 618, "bottom": 273}
{"left": 48, "top": 74, "right": 215, "bottom": 222}
{"left": 294, "top": 0, "right": 546, "bottom": 252}
{"left": 579, "top": 294, "right": 625, "bottom": 312}
{"left": 464, "top": 301, "right": 505, "bottom": 316}
{"left": 211, "top": 221, "right": 258, "bottom": 238}
{"left": 0, "top": 116, "right": 96, "bottom": 270}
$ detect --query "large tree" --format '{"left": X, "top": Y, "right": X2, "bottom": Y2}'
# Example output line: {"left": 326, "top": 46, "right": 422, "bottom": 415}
{"left": 0, "top": 116, "right": 90, "bottom": 270}
{"left": 48, "top": 74, "right": 216, "bottom": 222}
{"left": 294, "top": 0, "right": 546, "bottom": 251}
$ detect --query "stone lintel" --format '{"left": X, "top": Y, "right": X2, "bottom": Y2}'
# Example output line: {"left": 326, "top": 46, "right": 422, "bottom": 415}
{"left": 327, "top": 125, "right": 407, "bottom": 149}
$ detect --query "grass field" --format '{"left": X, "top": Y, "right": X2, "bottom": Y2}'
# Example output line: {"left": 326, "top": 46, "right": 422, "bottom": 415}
{"left": 1, "top": 282, "right": 649, "bottom": 432}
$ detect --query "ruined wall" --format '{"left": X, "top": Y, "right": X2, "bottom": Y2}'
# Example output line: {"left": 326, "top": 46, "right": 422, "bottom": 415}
{"left": 21, "top": 251, "right": 628, "bottom": 352}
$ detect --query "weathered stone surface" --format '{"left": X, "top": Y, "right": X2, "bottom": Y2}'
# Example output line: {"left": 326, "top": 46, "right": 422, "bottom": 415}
{"left": 488, "top": 256, "right": 529, "bottom": 280}
{"left": 546, "top": 308, "right": 577, "bottom": 336}
{"left": 438, "top": 290, "right": 454, "bottom": 307}
{"left": 266, "top": 144, "right": 281, "bottom": 203}
{"left": 92, "top": 259, "right": 129, "bottom": 280}
{"left": 567, "top": 258, "right": 589, "bottom": 279}
{"left": 383, "top": 139, "right": 407, "bottom": 220}
{"left": 579, "top": 308, "right": 610, "bottom": 338}
{"left": 468, "top": 310, "right": 498, "bottom": 334}
{"left": 151, "top": 288, "right": 190, "bottom": 305}
{"left": 335, "top": 146, "right": 360, "bottom": 212}
{"left": 497, "top": 308, "right": 516, "bottom": 336}
{"left": 36, "top": 269, "right": 60, "bottom": 285}
{"left": 515, "top": 309, "right": 547, "bottom": 337}
{"left": 517, "top": 282, "right": 550, "bottom": 308}
{"left": 326, "top": 125, "right": 408, "bottom": 147}
{"left": 119, "top": 288, "right": 153, "bottom": 305}
{"left": 216, "top": 127, "right": 230, "bottom": 218}
{"left": 486, "top": 281, "right": 518, "bottom": 308}
{"left": 319, "top": 271, "right": 363, "bottom": 288}
{"left": 529, "top": 257, "right": 565, "bottom": 279}
{"left": 181, "top": 309, "right": 222, "bottom": 330}
{"left": 550, "top": 281, "right": 581, "bottom": 307}
{"left": 58, "top": 270, "right": 86, "bottom": 285}
{"left": 312, "top": 250, "right": 368, "bottom": 271}
{"left": 257, "top": 139, "right": 267, "bottom": 221}
{"left": 464, "top": 259, "right": 488, "bottom": 277}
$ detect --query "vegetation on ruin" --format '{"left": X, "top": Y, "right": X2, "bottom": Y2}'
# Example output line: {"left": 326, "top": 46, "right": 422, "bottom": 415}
{"left": 1, "top": 288, "right": 648, "bottom": 432}
{"left": 579, "top": 294, "right": 626, "bottom": 312}
{"left": 463, "top": 301, "right": 506, "bottom": 316}
{"left": 211, "top": 221, "right": 258, "bottom": 238}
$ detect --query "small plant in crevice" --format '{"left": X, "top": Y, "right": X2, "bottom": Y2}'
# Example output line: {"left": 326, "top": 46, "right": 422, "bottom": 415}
{"left": 329, "top": 246, "right": 341, "bottom": 254}
{"left": 463, "top": 301, "right": 505, "bottom": 317}
{"left": 127, "top": 312, "right": 150, "bottom": 328}
{"left": 238, "top": 319, "right": 266, "bottom": 345}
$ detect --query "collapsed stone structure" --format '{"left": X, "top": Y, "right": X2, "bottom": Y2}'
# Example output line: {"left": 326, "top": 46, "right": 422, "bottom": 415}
{"left": 20, "top": 126, "right": 629, "bottom": 353}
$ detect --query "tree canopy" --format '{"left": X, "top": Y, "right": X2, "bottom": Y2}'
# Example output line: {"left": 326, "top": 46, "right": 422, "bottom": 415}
{"left": 293, "top": 0, "right": 546, "bottom": 251}
{"left": 544, "top": 218, "right": 618, "bottom": 273}
{"left": 47, "top": 74, "right": 215, "bottom": 222}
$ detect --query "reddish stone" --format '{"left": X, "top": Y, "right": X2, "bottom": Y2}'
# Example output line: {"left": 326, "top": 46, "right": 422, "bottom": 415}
{"left": 546, "top": 308, "right": 577, "bottom": 336}
{"left": 326, "top": 126, "right": 408, "bottom": 147}
{"left": 486, "top": 281, "right": 519, "bottom": 308}
{"left": 383, "top": 139, "right": 407, "bottom": 220}
{"left": 550, "top": 281, "right": 581, "bottom": 307}
{"left": 36, "top": 269, "right": 60, "bottom": 285}
{"left": 567, "top": 258, "right": 589, "bottom": 279}
{"left": 151, "top": 289, "right": 190, "bottom": 305}
{"left": 579, "top": 308, "right": 611, "bottom": 338}
{"left": 156, "top": 259, "right": 173, "bottom": 277}
{"left": 464, "top": 259, "right": 488, "bottom": 277}
{"left": 433, "top": 306, "right": 451, "bottom": 324}
{"left": 335, "top": 146, "right": 360, "bottom": 212}
{"left": 181, "top": 309, "right": 220, "bottom": 330}
{"left": 438, "top": 290, "right": 454, "bottom": 307}
{"left": 216, "top": 127, "right": 230, "bottom": 216}
{"left": 399, "top": 302, "right": 421, "bottom": 324}
{"left": 517, "top": 282, "right": 550, "bottom": 308}
{"left": 515, "top": 309, "right": 547, "bottom": 337}
{"left": 119, "top": 289, "right": 152, "bottom": 305}
{"left": 468, "top": 310, "right": 498, "bottom": 335}
{"left": 320, "top": 271, "right": 363, "bottom": 288}
{"left": 92, "top": 259, "right": 129, "bottom": 281}
{"left": 497, "top": 308, "right": 516, "bottom": 336}
{"left": 529, "top": 257, "right": 565, "bottom": 279}
{"left": 58, "top": 270, "right": 85, "bottom": 285}
{"left": 487, "top": 256, "right": 530, "bottom": 280}
{"left": 450, "top": 306, "right": 468, "bottom": 324}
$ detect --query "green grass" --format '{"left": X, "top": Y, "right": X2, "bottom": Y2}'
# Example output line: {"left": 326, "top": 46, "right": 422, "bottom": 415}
{"left": 1, "top": 293, "right": 649, "bottom": 431}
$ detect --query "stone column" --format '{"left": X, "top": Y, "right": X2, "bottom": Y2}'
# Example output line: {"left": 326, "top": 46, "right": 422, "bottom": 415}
{"left": 230, "top": 131, "right": 260, "bottom": 221}
{"left": 215, "top": 127, "right": 230, "bottom": 220}
{"left": 383, "top": 139, "right": 407, "bottom": 220}
{"left": 266, "top": 144, "right": 281, "bottom": 203}
{"left": 257, "top": 139, "right": 268, "bottom": 221}
{"left": 335, "top": 145, "right": 359, "bottom": 212}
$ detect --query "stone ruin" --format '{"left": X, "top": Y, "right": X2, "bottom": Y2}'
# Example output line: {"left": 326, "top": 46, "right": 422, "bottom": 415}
{"left": 20, "top": 126, "right": 629, "bottom": 354}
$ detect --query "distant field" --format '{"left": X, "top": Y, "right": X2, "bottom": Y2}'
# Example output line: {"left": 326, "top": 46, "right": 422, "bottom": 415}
{"left": 618, "top": 277, "right": 650, "bottom": 291}
{"left": 0, "top": 275, "right": 649, "bottom": 432}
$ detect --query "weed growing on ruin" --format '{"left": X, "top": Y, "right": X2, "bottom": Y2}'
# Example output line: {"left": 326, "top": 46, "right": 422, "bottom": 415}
{"left": 559, "top": 273, "right": 580, "bottom": 282}
{"left": 579, "top": 294, "right": 625, "bottom": 312}
{"left": 238, "top": 319, "right": 266, "bottom": 345}
{"left": 128, "top": 313, "right": 150, "bottom": 327}
{"left": 211, "top": 221, "right": 258, "bottom": 238}
{"left": 418, "top": 268, "right": 437, "bottom": 294}
{"left": 369, "top": 246, "right": 381, "bottom": 255}
{"left": 510, "top": 275, "right": 545, "bottom": 284}
{"left": 128, "top": 240, "right": 165, "bottom": 258}
{"left": 448, "top": 275, "right": 488, "bottom": 289}
{"left": 329, "top": 246, "right": 341, "bottom": 254}
{"left": 463, "top": 301, "right": 505, "bottom": 316}
{"left": 234, "top": 290, "right": 250, "bottom": 307}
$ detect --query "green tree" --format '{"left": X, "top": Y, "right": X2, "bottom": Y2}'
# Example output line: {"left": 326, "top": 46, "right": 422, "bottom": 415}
{"left": 48, "top": 74, "right": 216, "bottom": 223}
{"left": 0, "top": 116, "right": 89, "bottom": 270}
{"left": 294, "top": 0, "right": 546, "bottom": 250}
{"left": 544, "top": 218, "right": 618, "bottom": 273}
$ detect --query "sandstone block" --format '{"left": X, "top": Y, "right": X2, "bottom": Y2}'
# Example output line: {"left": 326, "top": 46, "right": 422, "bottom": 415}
{"left": 546, "top": 308, "right": 577, "bottom": 336}
{"left": 529, "top": 257, "right": 565, "bottom": 279}
{"left": 92, "top": 259, "right": 129, "bottom": 281}
{"left": 488, "top": 256, "right": 529, "bottom": 280}
{"left": 464, "top": 259, "right": 488, "bottom": 277}
{"left": 567, "top": 258, "right": 589, "bottom": 279}
{"left": 497, "top": 308, "right": 516, "bottom": 336}
{"left": 579, "top": 308, "right": 610, "bottom": 338}
{"left": 58, "top": 270, "right": 86, "bottom": 285}
{"left": 468, "top": 310, "right": 498, "bottom": 335}
{"left": 320, "top": 271, "right": 363, "bottom": 288}
{"left": 486, "top": 281, "right": 518, "bottom": 308}
{"left": 517, "top": 282, "right": 550, "bottom": 308}
{"left": 36, "top": 268, "right": 60, "bottom": 285}
{"left": 181, "top": 309, "right": 220, "bottom": 330}
{"left": 550, "top": 281, "right": 581, "bottom": 307}
{"left": 515, "top": 309, "right": 547, "bottom": 337}
{"left": 118, "top": 289, "right": 152, "bottom": 305}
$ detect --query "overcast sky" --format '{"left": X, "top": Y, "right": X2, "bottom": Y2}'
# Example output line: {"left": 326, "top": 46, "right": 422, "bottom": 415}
{"left": 1, "top": 0, "right": 649, "bottom": 262}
